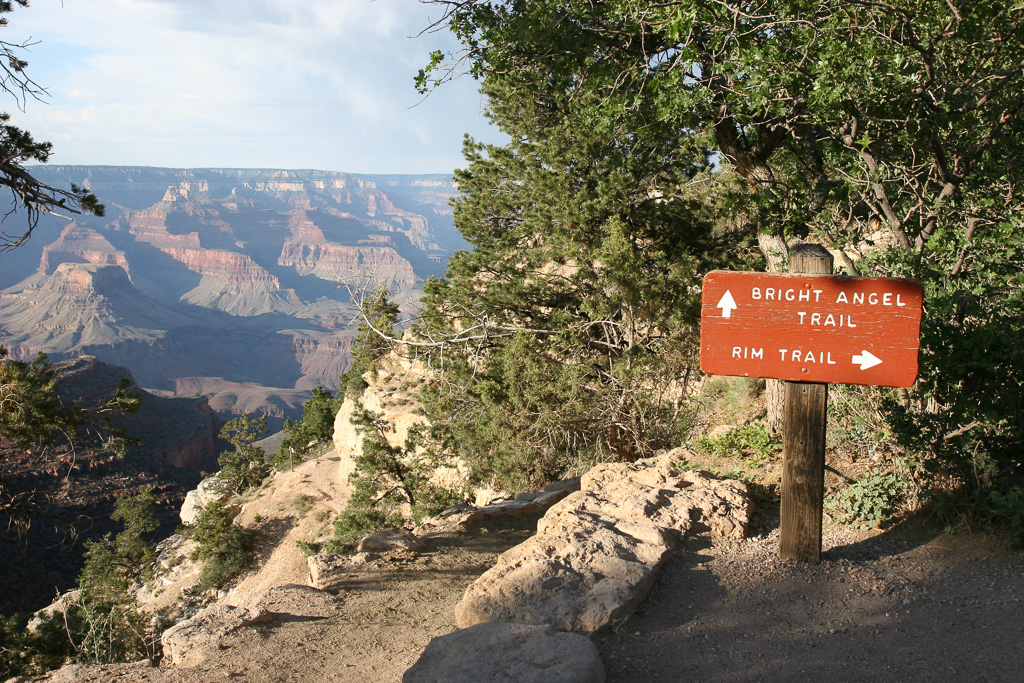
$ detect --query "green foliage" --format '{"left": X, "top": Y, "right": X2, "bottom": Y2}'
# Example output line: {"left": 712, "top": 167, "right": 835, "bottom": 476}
{"left": 1, "top": 349, "right": 142, "bottom": 454}
{"left": 276, "top": 386, "right": 342, "bottom": 470}
{"left": 328, "top": 408, "right": 462, "bottom": 553}
{"left": 696, "top": 422, "right": 779, "bottom": 466}
{"left": 295, "top": 540, "right": 321, "bottom": 557}
{"left": 827, "top": 386, "right": 896, "bottom": 460}
{"left": 0, "top": 2, "right": 104, "bottom": 251}
{"left": 78, "top": 488, "right": 158, "bottom": 603}
{"left": 984, "top": 487, "right": 1024, "bottom": 549}
{"left": 337, "top": 287, "right": 399, "bottom": 399}
{"left": 217, "top": 413, "right": 271, "bottom": 494}
{"left": 869, "top": 222, "right": 1024, "bottom": 535}
{"left": 418, "top": 0, "right": 1024, "bottom": 538}
{"left": 0, "top": 348, "right": 64, "bottom": 448}
{"left": 0, "top": 489, "right": 161, "bottom": 677}
{"left": 699, "top": 377, "right": 764, "bottom": 427}
{"left": 190, "top": 499, "right": 255, "bottom": 591}
{"left": 1, "top": 611, "right": 70, "bottom": 677}
{"left": 0, "top": 348, "right": 143, "bottom": 534}
{"left": 827, "top": 471, "right": 904, "bottom": 529}
{"left": 413, "top": 132, "right": 724, "bottom": 489}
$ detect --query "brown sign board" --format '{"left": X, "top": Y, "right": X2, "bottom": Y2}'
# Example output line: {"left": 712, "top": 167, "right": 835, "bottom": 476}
{"left": 699, "top": 271, "right": 924, "bottom": 387}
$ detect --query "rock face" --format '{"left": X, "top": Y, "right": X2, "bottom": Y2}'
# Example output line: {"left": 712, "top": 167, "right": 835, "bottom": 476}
{"left": 331, "top": 349, "right": 500, "bottom": 505}
{"left": 357, "top": 527, "right": 426, "bottom": 553}
{"left": 454, "top": 459, "right": 750, "bottom": 633}
{"left": 0, "top": 166, "right": 462, "bottom": 423}
{"left": 179, "top": 476, "right": 231, "bottom": 526}
{"left": 53, "top": 356, "right": 220, "bottom": 471}
{"left": 403, "top": 622, "right": 606, "bottom": 683}
{"left": 160, "top": 603, "right": 274, "bottom": 667}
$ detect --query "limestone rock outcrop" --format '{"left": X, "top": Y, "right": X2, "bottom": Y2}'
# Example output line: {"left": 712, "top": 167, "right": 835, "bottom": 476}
{"left": 179, "top": 476, "right": 231, "bottom": 526}
{"left": 356, "top": 527, "right": 426, "bottom": 553}
{"left": 455, "top": 459, "right": 750, "bottom": 633}
{"left": 160, "top": 604, "right": 273, "bottom": 667}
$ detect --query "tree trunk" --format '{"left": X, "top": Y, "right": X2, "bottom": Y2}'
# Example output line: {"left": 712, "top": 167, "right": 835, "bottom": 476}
{"left": 758, "top": 231, "right": 790, "bottom": 433}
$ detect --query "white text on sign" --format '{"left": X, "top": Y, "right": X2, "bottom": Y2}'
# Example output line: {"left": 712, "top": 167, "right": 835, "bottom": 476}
{"left": 751, "top": 287, "right": 909, "bottom": 307}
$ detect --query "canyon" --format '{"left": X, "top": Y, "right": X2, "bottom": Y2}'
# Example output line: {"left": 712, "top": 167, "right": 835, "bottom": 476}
{"left": 0, "top": 166, "right": 461, "bottom": 426}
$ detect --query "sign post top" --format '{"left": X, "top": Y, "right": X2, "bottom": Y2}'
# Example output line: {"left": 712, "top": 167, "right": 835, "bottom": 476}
{"left": 699, "top": 270, "right": 923, "bottom": 388}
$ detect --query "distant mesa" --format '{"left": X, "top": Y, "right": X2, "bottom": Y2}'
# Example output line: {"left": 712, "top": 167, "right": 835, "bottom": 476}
{"left": 0, "top": 166, "right": 462, "bottom": 423}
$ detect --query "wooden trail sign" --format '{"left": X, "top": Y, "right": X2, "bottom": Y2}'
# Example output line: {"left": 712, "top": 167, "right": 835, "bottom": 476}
{"left": 699, "top": 271, "right": 923, "bottom": 387}
{"left": 699, "top": 247, "right": 924, "bottom": 563}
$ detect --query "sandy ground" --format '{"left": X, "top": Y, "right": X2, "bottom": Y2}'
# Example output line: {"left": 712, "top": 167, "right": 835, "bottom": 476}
{"left": 16, "top": 453, "right": 1024, "bottom": 683}
{"left": 595, "top": 520, "right": 1024, "bottom": 683}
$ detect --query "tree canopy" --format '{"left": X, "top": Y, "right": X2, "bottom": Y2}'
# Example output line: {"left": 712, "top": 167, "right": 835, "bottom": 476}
{"left": 0, "top": 348, "right": 143, "bottom": 534}
{"left": 411, "top": 0, "right": 1024, "bottom": 524}
{"left": 0, "top": 0, "right": 104, "bottom": 251}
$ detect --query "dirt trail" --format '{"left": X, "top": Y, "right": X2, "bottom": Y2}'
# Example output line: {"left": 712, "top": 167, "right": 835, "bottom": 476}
{"left": 595, "top": 521, "right": 1024, "bottom": 682}
{"left": 17, "top": 456, "right": 1024, "bottom": 683}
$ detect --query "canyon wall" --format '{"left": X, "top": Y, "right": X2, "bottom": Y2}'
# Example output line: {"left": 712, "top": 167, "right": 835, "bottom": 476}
{"left": 0, "top": 167, "right": 460, "bottom": 422}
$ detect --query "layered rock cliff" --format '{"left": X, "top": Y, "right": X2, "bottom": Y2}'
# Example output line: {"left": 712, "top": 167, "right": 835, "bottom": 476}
{"left": 0, "top": 167, "right": 460, "bottom": 422}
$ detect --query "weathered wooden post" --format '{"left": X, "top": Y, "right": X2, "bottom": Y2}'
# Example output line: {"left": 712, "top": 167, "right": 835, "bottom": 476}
{"left": 779, "top": 244, "right": 832, "bottom": 563}
{"left": 697, "top": 247, "right": 924, "bottom": 565}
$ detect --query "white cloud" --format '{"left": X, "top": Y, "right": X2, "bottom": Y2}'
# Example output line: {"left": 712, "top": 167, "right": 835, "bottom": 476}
{"left": 2, "top": 0, "right": 502, "bottom": 173}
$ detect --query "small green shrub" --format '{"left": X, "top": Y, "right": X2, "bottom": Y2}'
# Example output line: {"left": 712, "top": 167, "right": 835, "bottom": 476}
{"left": 294, "top": 494, "right": 314, "bottom": 517}
{"left": 326, "top": 507, "right": 404, "bottom": 554}
{"left": 217, "top": 413, "right": 272, "bottom": 494}
{"left": 696, "top": 422, "right": 779, "bottom": 464}
{"left": 984, "top": 487, "right": 1024, "bottom": 549}
{"left": 826, "top": 470, "right": 904, "bottom": 528}
{"left": 295, "top": 540, "right": 322, "bottom": 557}
{"left": 191, "top": 500, "right": 255, "bottom": 591}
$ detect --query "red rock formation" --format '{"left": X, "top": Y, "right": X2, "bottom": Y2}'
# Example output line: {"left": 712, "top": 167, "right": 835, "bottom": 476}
{"left": 0, "top": 167, "right": 458, "bottom": 423}
{"left": 40, "top": 224, "right": 130, "bottom": 276}
{"left": 151, "top": 396, "right": 220, "bottom": 470}
{"left": 53, "top": 356, "right": 221, "bottom": 471}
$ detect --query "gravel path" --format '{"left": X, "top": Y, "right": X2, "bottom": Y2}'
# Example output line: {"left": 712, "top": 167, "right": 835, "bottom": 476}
{"left": 595, "top": 520, "right": 1024, "bottom": 682}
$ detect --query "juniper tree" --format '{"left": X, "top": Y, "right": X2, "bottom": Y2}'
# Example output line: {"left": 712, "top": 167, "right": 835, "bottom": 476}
{"left": 417, "top": 0, "right": 1024, "bottom": 524}
{"left": 0, "top": 1, "right": 103, "bottom": 250}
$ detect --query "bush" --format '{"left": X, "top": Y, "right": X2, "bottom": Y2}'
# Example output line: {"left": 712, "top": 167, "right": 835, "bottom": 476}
{"left": 275, "top": 386, "right": 342, "bottom": 470}
{"left": 190, "top": 499, "right": 255, "bottom": 591}
{"left": 326, "top": 409, "right": 463, "bottom": 553}
{"left": 863, "top": 228, "right": 1024, "bottom": 541}
{"left": 695, "top": 422, "right": 779, "bottom": 465}
{"left": 217, "top": 414, "right": 271, "bottom": 494}
{"left": 337, "top": 287, "right": 399, "bottom": 400}
{"left": 826, "top": 470, "right": 904, "bottom": 529}
{"left": 1, "top": 489, "right": 162, "bottom": 678}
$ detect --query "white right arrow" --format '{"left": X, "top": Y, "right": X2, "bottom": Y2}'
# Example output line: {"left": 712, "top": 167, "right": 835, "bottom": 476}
{"left": 716, "top": 290, "right": 737, "bottom": 318}
{"left": 852, "top": 350, "right": 883, "bottom": 370}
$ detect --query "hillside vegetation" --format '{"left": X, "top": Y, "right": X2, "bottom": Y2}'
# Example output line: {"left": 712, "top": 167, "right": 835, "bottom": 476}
{"left": 385, "top": 0, "right": 1024, "bottom": 539}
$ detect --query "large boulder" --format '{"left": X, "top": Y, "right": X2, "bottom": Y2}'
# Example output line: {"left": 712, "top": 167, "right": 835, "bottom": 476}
{"left": 307, "top": 552, "right": 379, "bottom": 591}
{"left": 404, "top": 622, "right": 605, "bottom": 683}
{"left": 356, "top": 527, "right": 425, "bottom": 553}
{"left": 160, "top": 603, "right": 273, "bottom": 667}
{"left": 179, "top": 475, "right": 230, "bottom": 526}
{"left": 455, "top": 461, "right": 750, "bottom": 633}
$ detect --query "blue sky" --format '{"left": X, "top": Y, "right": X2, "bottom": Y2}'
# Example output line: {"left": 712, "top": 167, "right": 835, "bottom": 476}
{"left": 6, "top": 0, "right": 503, "bottom": 174}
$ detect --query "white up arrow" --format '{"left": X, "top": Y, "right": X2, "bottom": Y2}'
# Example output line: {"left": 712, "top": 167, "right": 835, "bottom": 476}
{"left": 716, "top": 290, "right": 737, "bottom": 318}
{"left": 852, "top": 350, "right": 883, "bottom": 370}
